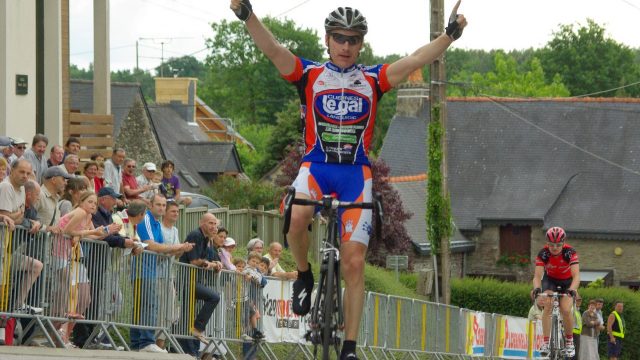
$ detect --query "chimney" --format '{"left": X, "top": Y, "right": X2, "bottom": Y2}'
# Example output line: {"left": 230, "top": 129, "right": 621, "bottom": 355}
{"left": 154, "top": 77, "right": 198, "bottom": 123}
{"left": 395, "top": 69, "right": 429, "bottom": 118}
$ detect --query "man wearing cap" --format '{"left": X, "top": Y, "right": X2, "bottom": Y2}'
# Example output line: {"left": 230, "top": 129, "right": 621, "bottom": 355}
{"left": 121, "top": 159, "right": 153, "bottom": 202}
{"left": 34, "top": 166, "right": 72, "bottom": 234}
{"left": 22, "top": 134, "right": 48, "bottom": 183}
{"left": 0, "top": 136, "right": 13, "bottom": 176}
{"left": 136, "top": 162, "right": 159, "bottom": 201}
{"left": 8, "top": 137, "right": 28, "bottom": 164}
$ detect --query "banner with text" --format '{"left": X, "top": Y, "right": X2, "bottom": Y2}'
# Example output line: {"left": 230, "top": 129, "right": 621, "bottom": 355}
{"left": 497, "top": 316, "right": 530, "bottom": 359}
{"left": 261, "top": 278, "right": 309, "bottom": 343}
{"left": 465, "top": 311, "right": 486, "bottom": 356}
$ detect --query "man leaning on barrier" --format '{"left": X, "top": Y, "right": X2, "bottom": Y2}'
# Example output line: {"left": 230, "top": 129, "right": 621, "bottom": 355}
{"left": 179, "top": 213, "right": 222, "bottom": 357}
{"left": 131, "top": 194, "right": 192, "bottom": 353}
{"left": 0, "top": 159, "right": 43, "bottom": 314}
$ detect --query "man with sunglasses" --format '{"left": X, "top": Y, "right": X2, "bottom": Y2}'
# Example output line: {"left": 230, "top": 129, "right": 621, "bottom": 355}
{"left": 532, "top": 226, "right": 580, "bottom": 357}
{"left": 229, "top": 1, "right": 466, "bottom": 358}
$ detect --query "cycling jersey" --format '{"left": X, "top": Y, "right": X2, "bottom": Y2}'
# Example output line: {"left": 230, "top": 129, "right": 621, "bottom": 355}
{"left": 283, "top": 57, "right": 392, "bottom": 165}
{"left": 535, "top": 244, "right": 579, "bottom": 280}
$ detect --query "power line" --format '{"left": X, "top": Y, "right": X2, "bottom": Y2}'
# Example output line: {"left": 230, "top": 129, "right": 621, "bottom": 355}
{"left": 275, "top": 0, "right": 313, "bottom": 18}
{"left": 571, "top": 80, "right": 640, "bottom": 98}
{"left": 619, "top": 0, "right": 640, "bottom": 11}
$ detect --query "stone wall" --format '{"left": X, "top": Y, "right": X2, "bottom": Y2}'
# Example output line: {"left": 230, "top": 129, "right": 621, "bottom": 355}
{"left": 115, "top": 98, "right": 163, "bottom": 172}
{"left": 464, "top": 224, "right": 640, "bottom": 285}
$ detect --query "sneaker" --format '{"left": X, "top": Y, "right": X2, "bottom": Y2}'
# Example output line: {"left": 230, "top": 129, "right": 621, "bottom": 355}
{"left": 292, "top": 265, "right": 314, "bottom": 316}
{"left": 341, "top": 352, "right": 359, "bottom": 360}
{"left": 539, "top": 342, "right": 550, "bottom": 357}
{"left": 252, "top": 329, "right": 265, "bottom": 340}
{"left": 564, "top": 341, "right": 575, "bottom": 357}
{"left": 15, "top": 304, "right": 43, "bottom": 315}
{"left": 139, "top": 343, "right": 168, "bottom": 353}
{"left": 241, "top": 334, "right": 254, "bottom": 342}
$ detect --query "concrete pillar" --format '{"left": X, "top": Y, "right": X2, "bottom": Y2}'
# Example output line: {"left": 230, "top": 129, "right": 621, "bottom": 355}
{"left": 93, "top": 0, "right": 110, "bottom": 115}
{"left": 0, "top": 0, "right": 37, "bottom": 139}
{"left": 44, "top": 0, "right": 63, "bottom": 145}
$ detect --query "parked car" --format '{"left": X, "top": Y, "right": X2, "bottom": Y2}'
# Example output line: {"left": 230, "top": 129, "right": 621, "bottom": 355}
{"left": 181, "top": 191, "right": 221, "bottom": 209}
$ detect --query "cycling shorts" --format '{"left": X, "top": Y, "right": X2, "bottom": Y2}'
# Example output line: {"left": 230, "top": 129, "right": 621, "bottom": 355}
{"left": 542, "top": 275, "right": 572, "bottom": 293}
{"left": 291, "top": 161, "right": 373, "bottom": 246}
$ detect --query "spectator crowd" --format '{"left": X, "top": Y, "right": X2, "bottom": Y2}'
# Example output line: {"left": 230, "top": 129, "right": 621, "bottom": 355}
{"left": 0, "top": 134, "right": 297, "bottom": 357}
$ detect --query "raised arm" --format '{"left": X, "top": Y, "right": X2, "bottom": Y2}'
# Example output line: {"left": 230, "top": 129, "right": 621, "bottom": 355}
{"left": 386, "top": 2, "right": 467, "bottom": 87}
{"left": 230, "top": 0, "right": 297, "bottom": 75}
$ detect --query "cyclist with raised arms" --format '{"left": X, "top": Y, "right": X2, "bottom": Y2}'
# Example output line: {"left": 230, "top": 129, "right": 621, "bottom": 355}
{"left": 229, "top": 1, "right": 467, "bottom": 358}
{"left": 532, "top": 226, "right": 580, "bottom": 357}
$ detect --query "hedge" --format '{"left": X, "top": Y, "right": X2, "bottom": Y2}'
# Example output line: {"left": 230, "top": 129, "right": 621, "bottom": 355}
{"left": 451, "top": 277, "right": 639, "bottom": 360}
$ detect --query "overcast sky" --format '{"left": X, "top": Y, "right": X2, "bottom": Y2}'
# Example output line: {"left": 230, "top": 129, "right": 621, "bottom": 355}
{"left": 69, "top": 0, "right": 640, "bottom": 72}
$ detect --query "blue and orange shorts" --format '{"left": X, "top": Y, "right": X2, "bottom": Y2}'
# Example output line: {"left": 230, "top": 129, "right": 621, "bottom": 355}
{"left": 291, "top": 161, "right": 373, "bottom": 246}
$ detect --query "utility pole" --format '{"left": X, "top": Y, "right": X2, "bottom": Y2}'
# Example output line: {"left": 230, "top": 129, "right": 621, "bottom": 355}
{"left": 137, "top": 37, "right": 193, "bottom": 77}
{"left": 430, "top": 0, "right": 452, "bottom": 304}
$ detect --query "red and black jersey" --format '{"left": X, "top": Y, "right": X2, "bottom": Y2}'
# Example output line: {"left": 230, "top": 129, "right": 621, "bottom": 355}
{"left": 535, "top": 244, "right": 579, "bottom": 280}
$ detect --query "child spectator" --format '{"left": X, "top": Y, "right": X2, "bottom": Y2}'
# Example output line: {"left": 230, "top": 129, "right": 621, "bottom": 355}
{"left": 242, "top": 252, "right": 266, "bottom": 340}
{"left": 233, "top": 258, "right": 246, "bottom": 273}
{"left": 159, "top": 160, "right": 192, "bottom": 206}
{"left": 259, "top": 257, "right": 271, "bottom": 277}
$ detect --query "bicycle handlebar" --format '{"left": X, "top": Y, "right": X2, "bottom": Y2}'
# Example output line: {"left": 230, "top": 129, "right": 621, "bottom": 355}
{"left": 282, "top": 186, "right": 384, "bottom": 241}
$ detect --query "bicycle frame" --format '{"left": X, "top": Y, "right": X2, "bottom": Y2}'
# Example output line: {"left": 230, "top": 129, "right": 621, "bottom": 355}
{"left": 537, "top": 291, "right": 571, "bottom": 360}
{"left": 282, "top": 186, "right": 382, "bottom": 360}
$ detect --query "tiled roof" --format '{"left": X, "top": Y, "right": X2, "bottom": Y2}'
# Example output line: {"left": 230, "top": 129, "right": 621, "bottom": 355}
{"left": 380, "top": 97, "right": 640, "bottom": 242}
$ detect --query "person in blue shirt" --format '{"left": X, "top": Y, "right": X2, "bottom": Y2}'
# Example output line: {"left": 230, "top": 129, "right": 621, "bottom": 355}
{"left": 131, "top": 194, "right": 191, "bottom": 353}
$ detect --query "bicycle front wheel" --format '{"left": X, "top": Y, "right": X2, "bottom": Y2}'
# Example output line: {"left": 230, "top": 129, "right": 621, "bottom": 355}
{"left": 321, "top": 254, "right": 337, "bottom": 360}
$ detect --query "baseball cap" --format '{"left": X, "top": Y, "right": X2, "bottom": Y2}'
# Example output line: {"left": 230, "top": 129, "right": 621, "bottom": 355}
{"left": 0, "top": 136, "right": 12, "bottom": 147}
{"left": 223, "top": 237, "right": 236, "bottom": 247}
{"left": 10, "top": 137, "right": 28, "bottom": 146}
{"left": 142, "top": 162, "right": 157, "bottom": 172}
{"left": 98, "top": 187, "right": 123, "bottom": 199}
{"left": 43, "top": 166, "right": 74, "bottom": 180}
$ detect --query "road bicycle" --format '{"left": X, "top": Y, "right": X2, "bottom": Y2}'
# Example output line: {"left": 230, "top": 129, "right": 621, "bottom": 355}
{"left": 282, "top": 186, "right": 383, "bottom": 360}
{"left": 536, "top": 288, "right": 574, "bottom": 360}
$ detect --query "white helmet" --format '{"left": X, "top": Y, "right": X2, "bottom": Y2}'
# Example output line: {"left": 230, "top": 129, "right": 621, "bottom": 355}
{"left": 324, "top": 7, "right": 368, "bottom": 35}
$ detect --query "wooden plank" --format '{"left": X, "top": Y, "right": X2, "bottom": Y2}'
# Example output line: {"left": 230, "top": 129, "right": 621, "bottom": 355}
{"left": 79, "top": 149, "right": 111, "bottom": 160}
{"left": 79, "top": 137, "right": 114, "bottom": 147}
{"left": 69, "top": 113, "right": 113, "bottom": 124}
{"left": 69, "top": 124, "right": 113, "bottom": 135}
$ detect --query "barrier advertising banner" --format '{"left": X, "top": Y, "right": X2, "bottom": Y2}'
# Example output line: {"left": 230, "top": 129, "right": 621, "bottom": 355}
{"left": 465, "top": 311, "right": 486, "bottom": 356}
{"left": 497, "top": 316, "right": 530, "bottom": 359}
{"left": 261, "top": 278, "right": 309, "bottom": 343}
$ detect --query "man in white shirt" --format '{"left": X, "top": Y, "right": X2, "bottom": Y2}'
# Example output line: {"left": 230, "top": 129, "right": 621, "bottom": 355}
{"left": 0, "top": 159, "right": 43, "bottom": 313}
{"left": 103, "top": 148, "right": 125, "bottom": 193}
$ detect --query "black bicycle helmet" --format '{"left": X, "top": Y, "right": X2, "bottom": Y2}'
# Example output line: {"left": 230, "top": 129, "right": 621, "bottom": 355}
{"left": 324, "top": 7, "right": 368, "bottom": 36}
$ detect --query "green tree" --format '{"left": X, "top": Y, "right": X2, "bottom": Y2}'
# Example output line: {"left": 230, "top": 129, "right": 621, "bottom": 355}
{"left": 538, "top": 19, "right": 640, "bottom": 97}
{"left": 448, "top": 51, "right": 570, "bottom": 97}
{"left": 201, "top": 18, "right": 324, "bottom": 126}
{"left": 204, "top": 175, "right": 279, "bottom": 210}
{"left": 155, "top": 55, "right": 206, "bottom": 79}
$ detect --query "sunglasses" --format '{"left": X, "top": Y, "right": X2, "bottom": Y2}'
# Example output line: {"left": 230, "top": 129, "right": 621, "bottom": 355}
{"left": 330, "top": 33, "right": 363, "bottom": 46}
{"left": 548, "top": 242, "right": 564, "bottom": 248}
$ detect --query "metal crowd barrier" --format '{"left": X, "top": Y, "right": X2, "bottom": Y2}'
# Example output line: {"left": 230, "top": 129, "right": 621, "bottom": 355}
{"left": 1, "top": 223, "right": 543, "bottom": 359}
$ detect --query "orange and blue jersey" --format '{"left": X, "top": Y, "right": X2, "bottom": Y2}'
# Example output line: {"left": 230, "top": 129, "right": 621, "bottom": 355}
{"left": 282, "top": 57, "right": 392, "bottom": 165}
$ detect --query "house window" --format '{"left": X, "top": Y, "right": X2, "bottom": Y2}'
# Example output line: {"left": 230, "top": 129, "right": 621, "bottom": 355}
{"left": 499, "top": 224, "right": 531, "bottom": 257}
{"left": 199, "top": 172, "right": 218, "bottom": 184}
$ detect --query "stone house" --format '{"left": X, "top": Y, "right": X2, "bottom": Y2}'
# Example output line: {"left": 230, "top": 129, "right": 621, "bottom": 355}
{"left": 380, "top": 85, "right": 640, "bottom": 289}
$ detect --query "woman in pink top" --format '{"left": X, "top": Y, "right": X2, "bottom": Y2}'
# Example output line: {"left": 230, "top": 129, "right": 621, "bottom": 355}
{"left": 54, "top": 191, "right": 119, "bottom": 347}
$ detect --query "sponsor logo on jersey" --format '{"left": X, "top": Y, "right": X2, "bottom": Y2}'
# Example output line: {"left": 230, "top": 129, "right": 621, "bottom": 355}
{"left": 314, "top": 89, "right": 370, "bottom": 125}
